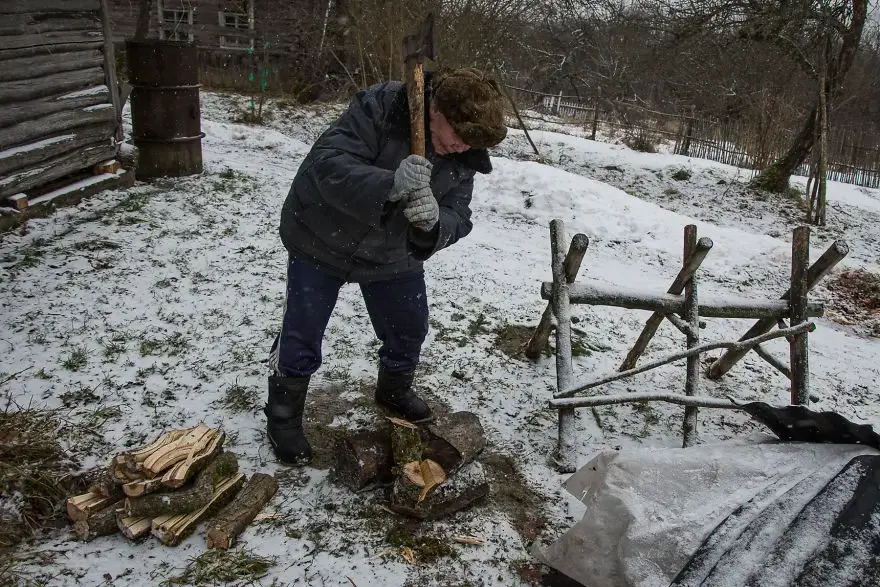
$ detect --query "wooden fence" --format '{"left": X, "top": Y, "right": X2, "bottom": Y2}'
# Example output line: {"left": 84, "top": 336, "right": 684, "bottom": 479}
{"left": 507, "top": 85, "right": 880, "bottom": 190}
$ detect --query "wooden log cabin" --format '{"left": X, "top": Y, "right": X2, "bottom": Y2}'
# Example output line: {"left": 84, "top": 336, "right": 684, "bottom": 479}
{"left": 0, "top": 0, "right": 132, "bottom": 230}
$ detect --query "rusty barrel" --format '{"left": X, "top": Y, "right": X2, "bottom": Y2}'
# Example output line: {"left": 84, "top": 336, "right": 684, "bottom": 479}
{"left": 126, "top": 40, "right": 203, "bottom": 179}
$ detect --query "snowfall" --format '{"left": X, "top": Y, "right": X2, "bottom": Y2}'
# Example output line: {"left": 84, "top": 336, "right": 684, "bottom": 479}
{"left": 1, "top": 91, "right": 879, "bottom": 586}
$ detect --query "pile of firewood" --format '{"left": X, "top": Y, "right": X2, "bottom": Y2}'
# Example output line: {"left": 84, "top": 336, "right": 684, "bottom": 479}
{"left": 334, "top": 411, "right": 490, "bottom": 519}
{"left": 66, "top": 424, "right": 277, "bottom": 548}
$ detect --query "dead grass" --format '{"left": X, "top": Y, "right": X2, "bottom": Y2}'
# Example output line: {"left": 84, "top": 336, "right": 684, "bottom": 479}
{"left": 160, "top": 547, "right": 276, "bottom": 586}
{"left": 0, "top": 405, "right": 79, "bottom": 549}
{"left": 824, "top": 269, "right": 880, "bottom": 335}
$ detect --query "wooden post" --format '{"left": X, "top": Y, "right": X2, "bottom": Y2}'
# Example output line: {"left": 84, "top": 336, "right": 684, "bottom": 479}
{"left": 591, "top": 89, "right": 600, "bottom": 140}
{"left": 708, "top": 239, "right": 848, "bottom": 379}
{"left": 551, "top": 220, "right": 577, "bottom": 472}
{"left": 526, "top": 233, "right": 589, "bottom": 359}
{"left": 619, "top": 236, "right": 713, "bottom": 370}
{"left": 99, "top": 0, "right": 123, "bottom": 143}
{"left": 790, "top": 227, "right": 810, "bottom": 405}
{"left": 682, "top": 226, "right": 700, "bottom": 447}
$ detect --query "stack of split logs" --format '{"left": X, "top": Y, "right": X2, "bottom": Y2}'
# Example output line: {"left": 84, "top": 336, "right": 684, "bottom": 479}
{"left": 334, "top": 412, "right": 490, "bottom": 519}
{"left": 66, "top": 424, "right": 277, "bottom": 548}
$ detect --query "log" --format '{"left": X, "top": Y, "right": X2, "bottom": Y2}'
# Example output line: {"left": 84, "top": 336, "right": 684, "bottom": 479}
{"left": 0, "top": 86, "right": 109, "bottom": 129}
{"left": 542, "top": 280, "right": 825, "bottom": 319}
{"left": 0, "top": 141, "right": 118, "bottom": 199}
{"left": 389, "top": 461, "right": 490, "bottom": 520}
{"left": 142, "top": 424, "right": 215, "bottom": 477}
{"left": 423, "top": 411, "right": 486, "bottom": 473}
{"left": 619, "top": 237, "right": 713, "bottom": 370}
{"left": 124, "top": 452, "right": 239, "bottom": 518}
{"left": 389, "top": 417, "right": 423, "bottom": 466}
{"left": 0, "top": 103, "right": 116, "bottom": 151}
{"left": 205, "top": 473, "right": 279, "bottom": 550}
{"left": 87, "top": 470, "right": 124, "bottom": 501}
{"left": 0, "top": 41, "right": 104, "bottom": 61}
{"left": 790, "top": 227, "right": 810, "bottom": 405}
{"left": 682, "top": 225, "right": 700, "bottom": 448}
{"left": 550, "top": 392, "right": 741, "bottom": 410}
{"left": 0, "top": 49, "right": 103, "bottom": 83}
{"left": 525, "top": 233, "right": 590, "bottom": 359}
{"left": 333, "top": 428, "right": 394, "bottom": 491}
{"left": 99, "top": 0, "right": 122, "bottom": 142}
{"left": 708, "top": 239, "right": 848, "bottom": 379}
{"left": 66, "top": 491, "right": 114, "bottom": 522}
{"left": 0, "top": 30, "right": 103, "bottom": 52}
{"left": 73, "top": 499, "right": 122, "bottom": 541}
{"left": 0, "top": 66, "right": 104, "bottom": 104}
{"left": 0, "top": 16, "right": 103, "bottom": 38}
{"left": 114, "top": 427, "right": 194, "bottom": 476}
{"left": 122, "top": 477, "right": 164, "bottom": 498}
{"left": 152, "top": 473, "right": 246, "bottom": 546}
{"left": 0, "top": 1, "right": 100, "bottom": 14}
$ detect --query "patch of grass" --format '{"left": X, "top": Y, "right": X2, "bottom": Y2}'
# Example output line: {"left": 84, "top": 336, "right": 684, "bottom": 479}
{"left": 493, "top": 324, "right": 537, "bottom": 359}
{"left": 161, "top": 548, "right": 276, "bottom": 586}
{"left": 103, "top": 339, "right": 127, "bottom": 360}
{"left": 0, "top": 407, "right": 78, "bottom": 549}
{"left": 623, "top": 133, "right": 657, "bottom": 153}
{"left": 385, "top": 523, "right": 456, "bottom": 563}
{"left": 118, "top": 192, "right": 150, "bottom": 213}
{"left": 26, "top": 331, "right": 47, "bottom": 345}
{"left": 6, "top": 238, "right": 49, "bottom": 275}
{"left": 61, "top": 346, "right": 89, "bottom": 371}
{"left": 467, "top": 313, "right": 490, "bottom": 337}
{"left": 139, "top": 332, "right": 190, "bottom": 357}
{"left": 72, "top": 239, "right": 121, "bottom": 252}
{"left": 671, "top": 168, "right": 692, "bottom": 181}
{"left": 59, "top": 383, "right": 101, "bottom": 407}
{"left": 217, "top": 381, "right": 260, "bottom": 413}
{"left": 664, "top": 187, "right": 681, "bottom": 196}
{"left": 34, "top": 368, "right": 52, "bottom": 380}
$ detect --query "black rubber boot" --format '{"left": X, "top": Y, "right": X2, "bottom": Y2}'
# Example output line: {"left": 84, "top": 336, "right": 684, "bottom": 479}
{"left": 375, "top": 367, "right": 432, "bottom": 422}
{"left": 265, "top": 375, "right": 312, "bottom": 466}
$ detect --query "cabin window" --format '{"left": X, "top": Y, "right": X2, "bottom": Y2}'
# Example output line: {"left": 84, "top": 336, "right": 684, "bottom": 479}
{"left": 157, "top": 0, "right": 194, "bottom": 41}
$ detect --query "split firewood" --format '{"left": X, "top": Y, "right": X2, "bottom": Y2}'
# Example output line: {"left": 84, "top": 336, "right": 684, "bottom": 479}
{"left": 333, "top": 428, "right": 394, "bottom": 491}
{"left": 142, "top": 424, "right": 215, "bottom": 477}
{"left": 73, "top": 499, "right": 123, "bottom": 541}
{"left": 124, "top": 452, "right": 239, "bottom": 518}
{"left": 423, "top": 412, "right": 486, "bottom": 473}
{"left": 334, "top": 412, "right": 487, "bottom": 492}
{"left": 116, "top": 512, "right": 153, "bottom": 540}
{"left": 160, "top": 430, "right": 226, "bottom": 488}
{"left": 122, "top": 476, "right": 165, "bottom": 498}
{"left": 88, "top": 470, "right": 125, "bottom": 501}
{"left": 389, "top": 461, "right": 490, "bottom": 520}
{"left": 152, "top": 472, "right": 246, "bottom": 546}
{"left": 389, "top": 458, "right": 446, "bottom": 510}
{"left": 110, "top": 427, "right": 193, "bottom": 481}
{"left": 66, "top": 492, "right": 115, "bottom": 522}
{"left": 205, "top": 473, "right": 278, "bottom": 549}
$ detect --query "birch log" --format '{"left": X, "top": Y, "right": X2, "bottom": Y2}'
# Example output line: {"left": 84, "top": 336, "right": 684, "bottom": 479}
{"left": 205, "top": 473, "right": 279, "bottom": 549}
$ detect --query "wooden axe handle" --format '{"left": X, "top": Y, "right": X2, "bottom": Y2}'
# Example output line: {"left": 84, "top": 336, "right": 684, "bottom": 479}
{"left": 407, "top": 63, "right": 426, "bottom": 157}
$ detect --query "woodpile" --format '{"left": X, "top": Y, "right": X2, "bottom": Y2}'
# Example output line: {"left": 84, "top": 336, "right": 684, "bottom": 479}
{"left": 334, "top": 412, "right": 490, "bottom": 519}
{"left": 66, "top": 424, "right": 277, "bottom": 549}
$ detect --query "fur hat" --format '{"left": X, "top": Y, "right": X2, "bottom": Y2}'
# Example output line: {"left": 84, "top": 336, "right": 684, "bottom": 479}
{"left": 432, "top": 68, "right": 507, "bottom": 149}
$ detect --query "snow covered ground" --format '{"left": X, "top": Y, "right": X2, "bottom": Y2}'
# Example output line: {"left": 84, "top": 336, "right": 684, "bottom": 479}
{"left": 1, "top": 92, "right": 878, "bottom": 586}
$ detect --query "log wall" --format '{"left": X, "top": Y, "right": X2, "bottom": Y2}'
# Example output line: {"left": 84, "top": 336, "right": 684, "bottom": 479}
{"left": 0, "top": 0, "right": 120, "bottom": 201}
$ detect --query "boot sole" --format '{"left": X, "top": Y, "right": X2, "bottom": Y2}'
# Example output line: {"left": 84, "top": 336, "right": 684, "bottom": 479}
{"left": 267, "top": 434, "right": 312, "bottom": 467}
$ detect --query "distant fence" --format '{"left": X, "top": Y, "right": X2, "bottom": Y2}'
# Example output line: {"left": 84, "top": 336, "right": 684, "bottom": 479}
{"left": 506, "top": 85, "right": 880, "bottom": 190}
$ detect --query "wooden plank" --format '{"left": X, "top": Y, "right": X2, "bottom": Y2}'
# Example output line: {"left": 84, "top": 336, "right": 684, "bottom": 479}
{"left": 0, "top": 41, "right": 104, "bottom": 61}
{"left": 542, "top": 281, "right": 825, "bottom": 319}
{"left": 0, "top": 141, "right": 117, "bottom": 199}
{"left": 790, "top": 227, "right": 810, "bottom": 405}
{"left": 0, "top": 66, "right": 104, "bottom": 104}
{"left": 0, "top": 123, "right": 114, "bottom": 177}
{"left": 0, "top": 86, "right": 109, "bottom": 128}
{"left": 0, "top": 49, "right": 103, "bottom": 82}
{"left": 0, "top": 103, "right": 115, "bottom": 151}
{"left": 0, "top": 30, "right": 104, "bottom": 51}
{"left": 0, "top": 0, "right": 100, "bottom": 14}
{"left": 682, "top": 226, "right": 700, "bottom": 448}
{"left": 0, "top": 16, "right": 101, "bottom": 37}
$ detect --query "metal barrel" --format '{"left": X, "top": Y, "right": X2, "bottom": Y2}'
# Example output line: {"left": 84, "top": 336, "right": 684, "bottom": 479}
{"left": 125, "top": 39, "right": 203, "bottom": 179}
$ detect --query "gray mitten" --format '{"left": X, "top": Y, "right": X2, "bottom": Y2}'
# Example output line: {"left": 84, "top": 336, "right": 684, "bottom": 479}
{"left": 404, "top": 187, "right": 439, "bottom": 231}
{"left": 389, "top": 155, "right": 432, "bottom": 202}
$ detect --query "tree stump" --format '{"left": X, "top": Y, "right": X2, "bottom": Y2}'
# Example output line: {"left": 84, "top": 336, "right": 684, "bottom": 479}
{"left": 333, "top": 428, "right": 394, "bottom": 491}
{"left": 389, "top": 461, "right": 490, "bottom": 520}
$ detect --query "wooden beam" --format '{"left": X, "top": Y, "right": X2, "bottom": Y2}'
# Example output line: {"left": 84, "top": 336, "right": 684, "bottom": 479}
{"left": 0, "top": 123, "right": 115, "bottom": 177}
{"left": 550, "top": 392, "right": 740, "bottom": 410}
{"left": 0, "top": 49, "right": 103, "bottom": 83}
{"left": 0, "top": 1, "right": 100, "bottom": 15}
{"left": 551, "top": 220, "right": 577, "bottom": 473}
{"left": 554, "top": 321, "right": 816, "bottom": 399}
{"left": 682, "top": 225, "right": 700, "bottom": 447}
{"left": 0, "top": 142, "right": 117, "bottom": 199}
{"left": 526, "top": 232, "right": 589, "bottom": 359}
{"left": 5, "top": 193, "right": 28, "bottom": 210}
{"left": 619, "top": 236, "right": 713, "bottom": 370}
{"left": 0, "top": 41, "right": 104, "bottom": 61}
{"left": 753, "top": 344, "right": 792, "bottom": 379}
{"left": 664, "top": 313, "right": 695, "bottom": 337}
{"left": 99, "top": 0, "right": 123, "bottom": 143}
{"left": 0, "top": 104, "right": 115, "bottom": 151}
{"left": 790, "top": 227, "right": 810, "bottom": 405}
{"left": 708, "top": 239, "right": 848, "bottom": 379}
{"left": 541, "top": 280, "right": 824, "bottom": 319}
{"left": 0, "top": 67, "right": 105, "bottom": 104}
{"left": 0, "top": 87, "right": 109, "bottom": 129}
{"left": 0, "top": 16, "right": 102, "bottom": 37}
{"left": 0, "top": 30, "right": 104, "bottom": 52}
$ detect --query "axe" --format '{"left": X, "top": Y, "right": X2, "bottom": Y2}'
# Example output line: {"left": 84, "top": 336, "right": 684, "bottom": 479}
{"left": 403, "top": 13, "right": 436, "bottom": 157}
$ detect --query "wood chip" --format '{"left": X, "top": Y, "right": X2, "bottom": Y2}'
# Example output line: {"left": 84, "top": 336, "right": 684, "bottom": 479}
{"left": 453, "top": 535, "right": 485, "bottom": 545}
{"left": 402, "top": 459, "right": 445, "bottom": 488}
{"left": 399, "top": 546, "right": 416, "bottom": 564}
{"left": 386, "top": 416, "right": 418, "bottom": 429}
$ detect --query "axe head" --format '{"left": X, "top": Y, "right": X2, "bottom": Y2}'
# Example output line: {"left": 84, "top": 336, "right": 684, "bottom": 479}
{"left": 403, "top": 12, "right": 435, "bottom": 64}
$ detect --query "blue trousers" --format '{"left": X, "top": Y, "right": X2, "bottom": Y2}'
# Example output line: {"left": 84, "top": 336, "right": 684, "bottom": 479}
{"left": 270, "top": 256, "right": 429, "bottom": 377}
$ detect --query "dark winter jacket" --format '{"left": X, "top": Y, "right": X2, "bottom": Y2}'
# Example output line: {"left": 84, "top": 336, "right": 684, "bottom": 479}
{"left": 279, "top": 78, "right": 493, "bottom": 282}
